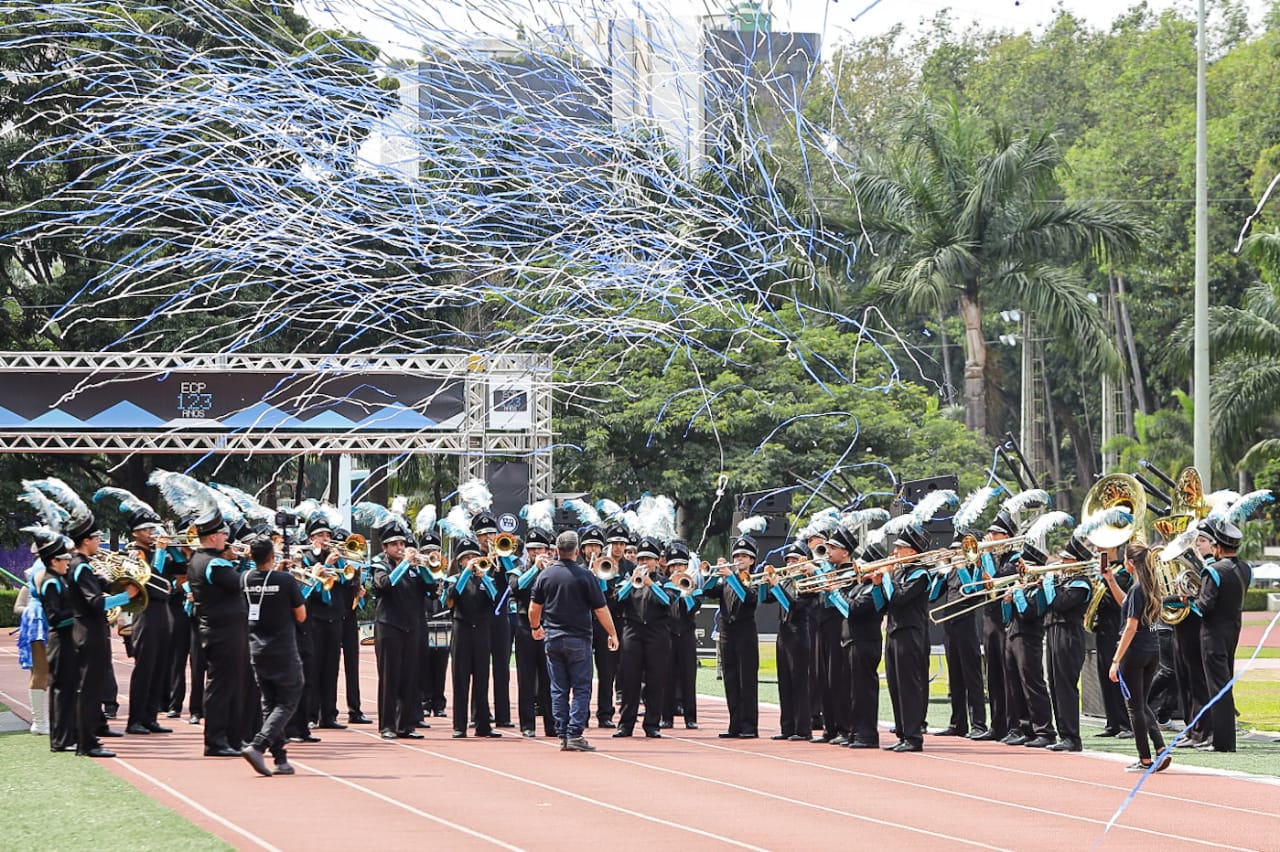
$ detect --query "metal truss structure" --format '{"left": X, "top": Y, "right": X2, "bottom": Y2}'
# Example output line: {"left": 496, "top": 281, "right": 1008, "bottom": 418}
{"left": 0, "top": 352, "right": 555, "bottom": 497}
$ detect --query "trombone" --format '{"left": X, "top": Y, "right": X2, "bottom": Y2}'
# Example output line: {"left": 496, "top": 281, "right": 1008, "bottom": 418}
{"left": 927, "top": 558, "right": 1101, "bottom": 623}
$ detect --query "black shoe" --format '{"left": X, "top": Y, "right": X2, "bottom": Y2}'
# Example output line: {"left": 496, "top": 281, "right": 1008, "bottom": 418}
{"left": 432, "top": 710, "right": 448, "bottom": 718}
{"left": 738, "top": 733, "right": 758, "bottom": 739}
{"left": 380, "top": 730, "right": 398, "bottom": 740}
{"left": 478, "top": 731, "right": 502, "bottom": 738}
{"left": 644, "top": 729, "right": 662, "bottom": 739}
{"left": 1002, "top": 733, "right": 1028, "bottom": 746}
{"left": 204, "top": 746, "right": 241, "bottom": 757}
{"left": 301, "top": 734, "right": 321, "bottom": 743}
{"left": 685, "top": 722, "right": 699, "bottom": 730}
{"left": 1047, "top": 740, "right": 1082, "bottom": 752}
{"left": 125, "top": 723, "right": 152, "bottom": 735}
{"left": 659, "top": 720, "right": 673, "bottom": 729}
{"left": 718, "top": 732, "right": 740, "bottom": 739}
{"left": 771, "top": 734, "right": 791, "bottom": 741}
{"left": 933, "top": 726, "right": 964, "bottom": 737}
{"left": 891, "top": 741, "right": 923, "bottom": 753}
{"left": 188, "top": 715, "right": 201, "bottom": 725}
{"left": 968, "top": 729, "right": 996, "bottom": 741}
{"left": 882, "top": 741, "right": 903, "bottom": 751}
{"left": 521, "top": 729, "right": 536, "bottom": 738}
{"left": 348, "top": 714, "right": 373, "bottom": 725}
{"left": 242, "top": 746, "right": 272, "bottom": 777}
{"left": 1116, "top": 729, "right": 1134, "bottom": 740}
{"left": 273, "top": 763, "right": 296, "bottom": 775}
{"left": 82, "top": 748, "right": 117, "bottom": 758}
{"left": 451, "top": 731, "right": 466, "bottom": 738}
{"left": 564, "top": 736, "right": 596, "bottom": 752}
{"left": 104, "top": 707, "right": 118, "bottom": 719}
{"left": 613, "top": 728, "right": 634, "bottom": 738}
{"left": 166, "top": 710, "right": 182, "bottom": 719}
{"left": 847, "top": 740, "right": 877, "bottom": 749}
{"left": 399, "top": 731, "right": 425, "bottom": 739}
{"left": 99, "top": 728, "right": 124, "bottom": 738}
{"left": 829, "top": 734, "right": 849, "bottom": 746}
{"left": 598, "top": 719, "right": 617, "bottom": 729}
{"left": 1155, "top": 754, "right": 1172, "bottom": 772}
{"left": 146, "top": 722, "right": 173, "bottom": 734}
{"left": 789, "top": 734, "right": 810, "bottom": 742}
{"left": 416, "top": 721, "right": 432, "bottom": 729}
{"left": 1023, "top": 736, "right": 1055, "bottom": 749}
{"left": 318, "top": 720, "right": 347, "bottom": 730}
{"left": 1096, "top": 727, "right": 1120, "bottom": 738}
{"left": 810, "top": 734, "right": 833, "bottom": 743}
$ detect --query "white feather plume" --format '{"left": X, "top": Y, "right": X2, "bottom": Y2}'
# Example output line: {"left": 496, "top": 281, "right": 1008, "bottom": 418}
{"left": 147, "top": 469, "right": 218, "bottom": 520}
{"left": 1002, "top": 489, "right": 1052, "bottom": 516}
{"left": 910, "top": 489, "right": 959, "bottom": 523}
{"left": 20, "top": 486, "right": 70, "bottom": 529}
{"left": 1226, "top": 489, "right": 1273, "bottom": 525}
{"left": 390, "top": 495, "right": 409, "bottom": 519}
{"left": 737, "top": 515, "right": 768, "bottom": 536}
{"left": 635, "top": 494, "right": 677, "bottom": 543}
{"left": 209, "top": 483, "right": 272, "bottom": 524}
{"left": 1205, "top": 490, "right": 1241, "bottom": 520}
{"left": 25, "top": 477, "right": 94, "bottom": 531}
{"left": 457, "top": 478, "right": 493, "bottom": 514}
{"left": 564, "top": 498, "right": 601, "bottom": 527}
{"left": 1076, "top": 507, "right": 1133, "bottom": 539}
{"left": 353, "top": 501, "right": 394, "bottom": 532}
{"left": 619, "top": 509, "right": 640, "bottom": 532}
{"left": 596, "top": 499, "right": 624, "bottom": 520}
{"left": 439, "top": 505, "right": 473, "bottom": 539}
{"left": 521, "top": 499, "right": 555, "bottom": 534}
{"left": 414, "top": 505, "right": 438, "bottom": 536}
{"left": 954, "top": 486, "right": 1001, "bottom": 533}
{"left": 1025, "top": 511, "right": 1076, "bottom": 548}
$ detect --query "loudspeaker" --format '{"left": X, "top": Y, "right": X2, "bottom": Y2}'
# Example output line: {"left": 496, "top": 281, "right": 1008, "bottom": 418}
{"left": 891, "top": 475, "right": 959, "bottom": 545}
{"left": 736, "top": 489, "right": 791, "bottom": 516}
{"left": 733, "top": 491, "right": 790, "bottom": 566}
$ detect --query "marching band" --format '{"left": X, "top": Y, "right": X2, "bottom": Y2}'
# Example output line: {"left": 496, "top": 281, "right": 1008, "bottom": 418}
{"left": 10, "top": 466, "right": 1267, "bottom": 778}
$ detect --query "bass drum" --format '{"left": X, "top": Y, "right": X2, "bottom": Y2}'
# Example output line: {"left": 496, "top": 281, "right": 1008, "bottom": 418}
{"left": 358, "top": 620, "right": 375, "bottom": 646}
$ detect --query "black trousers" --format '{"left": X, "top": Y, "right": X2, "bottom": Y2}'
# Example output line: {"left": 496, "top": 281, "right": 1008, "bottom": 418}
{"left": 451, "top": 621, "right": 493, "bottom": 735}
{"left": 428, "top": 647, "right": 449, "bottom": 713}
{"left": 1201, "top": 627, "right": 1239, "bottom": 751}
{"left": 1005, "top": 630, "right": 1054, "bottom": 739}
{"left": 1045, "top": 623, "right": 1085, "bottom": 744}
{"left": 592, "top": 620, "right": 618, "bottom": 723}
{"left": 200, "top": 620, "right": 249, "bottom": 751}
{"left": 308, "top": 617, "right": 342, "bottom": 724}
{"left": 1173, "top": 618, "right": 1208, "bottom": 739}
{"left": 815, "top": 617, "right": 848, "bottom": 736}
{"left": 808, "top": 618, "right": 824, "bottom": 728}
{"left": 981, "top": 610, "right": 1008, "bottom": 737}
{"left": 252, "top": 653, "right": 303, "bottom": 762}
{"left": 1093, "top": 625, "right": 1130, "bottom": 732}
{"left": 619, "top": 625, "right": 671, "bottom": 733}
{"left": 664, "top": 630, "right": 699, "bottom": 725}
{"left": 514, "top": 623, "right": 555, "bottom": 734}
{"left": 127, "top": 599, "right": 172, "bottom": 728}
{"left": 776, "top": 625, "right": 810, "bottom": 737}
{"left": 720, "top": 623, "right": 759, "bottom": 736}
{"left": 102, "top": 634, "right": 118, "bottom": 715}
{"left": 943, "top": 614, "right": 986, "bottom": 733}
{"left": 74, "top": 621, "right": 109, "bottom": 754}
{"left": 375, "top": 623, "right": 420, "bottom": 735}
{"left": 188, "top": 616, "right": 206, "bottom": 719}
{"left": 1120, "top": 649, "right": 1165, "bottom": 761}
{"left": 286, "top": 629, "right": 314, "bottom": 740}
{"left": 1149, "top": 627, "right": 1179, "bottom": 723}
{"left": 341, "top": 612, "right": 363, "bottom": 716}
{"left": 489, "top": 613, "right": 513, "bottom": 726}
{"left": 48, "top": 628, "right": 79, "bottom": 751}
{"left": 847, "top": 638, "right": 881, "bottom": 745}
{"left": 165, "top": 597, "right": 190, "bottom": 714}
{"left": 885, "top": 629, "right": 927, "bottom": 747}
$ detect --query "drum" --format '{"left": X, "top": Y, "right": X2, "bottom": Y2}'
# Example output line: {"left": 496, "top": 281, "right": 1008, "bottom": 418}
{"left": 426, "top": 617, "right": 453, "bottom": 649}
{"left": 357, "top": 620, "right": 375, "bottom": 646}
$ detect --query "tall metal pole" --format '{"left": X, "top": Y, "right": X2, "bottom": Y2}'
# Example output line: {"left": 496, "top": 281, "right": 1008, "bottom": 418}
{"left": 1193, "top": 0, "right": 1211, "bottom": 489}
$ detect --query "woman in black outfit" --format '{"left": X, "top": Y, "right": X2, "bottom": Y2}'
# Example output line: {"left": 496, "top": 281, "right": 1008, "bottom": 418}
{"left": 1108, "top": 545, "right": 1171, "bottom": 773}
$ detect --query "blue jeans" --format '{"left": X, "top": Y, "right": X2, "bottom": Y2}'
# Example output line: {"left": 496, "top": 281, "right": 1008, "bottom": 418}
{"left": 545, "top": 635, "right": 593, "bottom": 738}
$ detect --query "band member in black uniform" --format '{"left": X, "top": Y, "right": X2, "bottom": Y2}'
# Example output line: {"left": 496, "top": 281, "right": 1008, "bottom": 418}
{"left": 333, "top": 527, "right": 371, "bottom": 725}
{"left": 27, "top": 528, "right": 79, "bottom": 752}
{"left": 241, "top": 538, "right": 306, "bottom": 776}
{"left": 371, "top": 519, "right": 434, "bottom": 739}
{"left": 975, "top": 512, "right": 1020, "bottom": 740}
{"left": 705, "top": 535, "right": 760, "bottom": 738}
{"left": 511, "top": 528, "right": 556, "bottom": 737}
{"left": 613, "top": 537, "right": 675, "bottom": 738}
{"left": 157, "top": 527, "right": 192, "bottom": 721}
{"left": 106, "top": 497, "right": 174, "bottom": 737}
{"left": 417, "top": 531, "right": 450, "bottom": 718}
{"left": 300, "top": 512, "right": 347, "bottom": 730}
{"left": 59, "top": 498, "right": 137, "bottom": 758}
{"left": 188, "top": 508, "right": 250, "bottom": 757}
{"left": 1000, "top": 545, "right": 1056, "bottom": 748}
{"left": 1193, "top": 518, "right": 1248, "bottom": 753}
{"left": 803, "top": 527, "right": 829, "bottom": 735}
{"left": 1043, "top": 537, "right": 1094, "bottom": 752}
{"left": 813, "top": 527, "right": 855, "bottom": 744}
{"left": 1167, "top": 530, "right": 1214, "bottom": 746}
{"left": 662, "top": 541, "right": 701, "bottom": 730}
{"left": 932, "top": 537, "right": 987, "bottom": 739}
{"left": 471, "top": 511, "right": 515, "bottom": 730}
{"left": 874, "top": 524, "right": 931, "bottom": 752}
{"left": 1093, "top": 542, "right": 1134, "bottom": 740}
{"left": 582, "top": 525, "right": 620, "bottom": 728}
{"left": 765, "top": 541, "right": 813, "bottom": 741}
{"left": 845, "top": 541, "right": 886, "bottom": 749}
{"left": 445, "top": 536, "right": 500, "bottom": 738}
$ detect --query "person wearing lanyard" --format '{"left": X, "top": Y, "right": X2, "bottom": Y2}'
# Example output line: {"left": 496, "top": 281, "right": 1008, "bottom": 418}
{"left": 241, "top": 539, "right": 306, "bottom": 777}
{"left": 1108, "top": 544, "right": 1172, "bottom": 773}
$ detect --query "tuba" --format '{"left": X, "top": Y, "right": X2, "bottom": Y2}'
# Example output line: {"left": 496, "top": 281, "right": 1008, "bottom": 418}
{"left": 1081, "top": 474, "right": 1147, "bottom": 549}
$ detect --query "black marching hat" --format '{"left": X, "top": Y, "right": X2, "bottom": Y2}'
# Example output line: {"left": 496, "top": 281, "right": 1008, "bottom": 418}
{"left": 860, "top": 541, "right": 887, "bottom": 563}
{"left": 1061, "top": 535, "right": 1093, "bottom": 563}
{"left": 1198, "top": 517, "right": 1243, "bottom": 550}
{"left": 784, "top": 541, "right": 811, "bottom": 561}
{"left": 417, "top": 530, "right": 442, "bottom": 550}
{"left": 825, "top": 526, "right": 858, "bottom": 554}
{"left": 470, "top": 511, "right": 498, "bottom": 536}
{"left": 194, "top": 508, "right": 228, "bottom": 537}
{"left": 127, "top": 506, "right": 163, "bottom": 532}
{"left": 579, "top": 525, "right": 606, "bottom": 548}
{"left": 731, "top": 535, "right": 758, "bottom": 559}
{"left": 305, "top": 511, "right": 332, "bottom": 538}
{"left": 453, "top": 536, "right": 483, "bottom": 559}
{"left": 636, "top": 536, "right": 663, "bottom": 560}
{"left": 29, "top": 527, "right": 74, "bottom": 565}
{"left": 987, "top": 511, "right": 1018, "bottom": 538}
{"left": 376, "top": 519, "right": 409, "bottom": 545}
{"left": 664, "top": 541, "right": 691, "bottom": 565}
{"left": 893, "top": 525, "right": 931, "bottom": 554}
{"left": 605, "top": 523, "right": 630, "bottom": 544}
{"left": 525, "top": 528, "right": 554, "bottom": 548}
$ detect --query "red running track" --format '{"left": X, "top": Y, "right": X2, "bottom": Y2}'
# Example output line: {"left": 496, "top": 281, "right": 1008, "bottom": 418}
{"left": 2, "top": 635, "right": 1277, "bottom": 851}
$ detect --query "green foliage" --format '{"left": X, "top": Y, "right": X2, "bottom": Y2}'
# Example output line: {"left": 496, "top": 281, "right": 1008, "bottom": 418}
{"left": 0, "top": 589, "right": 17, "bottom": 628}
{"left": 1244, "top": 589, "right": 1275, "bottom": 612}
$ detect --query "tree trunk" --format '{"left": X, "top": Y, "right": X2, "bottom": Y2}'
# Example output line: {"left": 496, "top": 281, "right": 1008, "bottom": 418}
{"left": 938, "top": 306, "right": 955, "bottom": 407}
{"left": 1114, "top": 274, "right": 1149, "bottom": 418}
{"left": 958, "top": 291, "right": 987, "bottom": 434}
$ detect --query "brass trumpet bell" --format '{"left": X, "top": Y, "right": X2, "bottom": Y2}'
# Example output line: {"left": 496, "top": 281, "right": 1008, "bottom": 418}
{"left": 492, "top": 532, "right": 519, "bottom": 558}
{"left": 1081, "top": 474, "right": 1147, "bottom": 549}
{"left": 344, "top": 534, "right": 368, "bottom": 562}
{"left": 592, "top": 557, "right": 617, "bottom": 581}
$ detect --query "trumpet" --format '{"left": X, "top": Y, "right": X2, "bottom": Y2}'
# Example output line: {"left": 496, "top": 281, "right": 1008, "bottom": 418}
{"left": 343, "top": 534, "right": 368, "bottom": 562}
{"left": 491, "top": 532, "right": 520, "bottom": 559}
{"left": 158, "top": 524, "right": 200, "bottom": 549}
{"left": 412, "top": 548, "right": 447, "bottom": 581}
{"left": 592, "top": 557, "right": 617, "bottom": 581}
{"left": 629, "top": 569, "right": 653, "bottom": 589}
{"left": 670, "top": 570, "right": 700, "bottom": 596}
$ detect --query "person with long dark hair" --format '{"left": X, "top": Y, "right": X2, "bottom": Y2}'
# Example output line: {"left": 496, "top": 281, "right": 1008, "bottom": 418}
{"left": 1108, "top": 545, "right": 1171, "bottom": 773}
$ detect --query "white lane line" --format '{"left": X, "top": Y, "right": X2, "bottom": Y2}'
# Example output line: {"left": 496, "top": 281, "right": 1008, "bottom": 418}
{"left": 667, "top": 735, "right": 1257, "bottom": 852}
{"left": 290, "top": 757, "right": 524, "bottom": 851}
{"left": 349, "top": 729, "right": 770, "bottom": 851}
{"left": 0, "top": 688, "right": 32, "bottom": 712}
{"left": 543, "top": 739, "right": 1011, "bottom": 852}
{"left": 921, "top": 751, "right": 1280, "bottom": 806}
{"left": 113, "top": 757, "right": 282, "bottom": 852}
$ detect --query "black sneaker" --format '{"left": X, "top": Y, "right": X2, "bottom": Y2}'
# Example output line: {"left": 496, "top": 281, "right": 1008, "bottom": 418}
{"left": 242, "top": 746, "right": 271, "bottom": 777}
{"left": 564, "top": 736, "right": 596, "bottom": 752}
{"left": 273, "top": 763, "right": 296, "bottom": 776}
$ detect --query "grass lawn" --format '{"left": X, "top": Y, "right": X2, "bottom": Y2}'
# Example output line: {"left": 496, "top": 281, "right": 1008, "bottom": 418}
{"left": 696, "top": 642, "right": 1280, "bottom": 777}
{"left": 0, "top": 702, "right": 8, "bottom": 713}
{"left": 0, "top": 732, "right": 230, "bottom": 850}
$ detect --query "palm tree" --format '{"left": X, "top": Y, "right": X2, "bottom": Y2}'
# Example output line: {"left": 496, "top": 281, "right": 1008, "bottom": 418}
{"left": 1207, "top": 232, "right": 1280, "bottom": 469}
{"left": 849, "top": 99, "right": 1142, "bottom": 434}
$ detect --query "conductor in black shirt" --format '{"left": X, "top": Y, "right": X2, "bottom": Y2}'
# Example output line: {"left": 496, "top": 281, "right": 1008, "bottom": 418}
{"left": 241, "top": 539, "right": 306, "bottom": 777}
